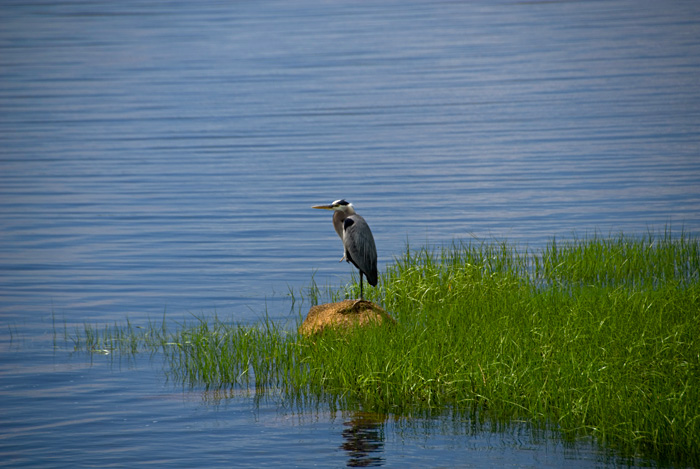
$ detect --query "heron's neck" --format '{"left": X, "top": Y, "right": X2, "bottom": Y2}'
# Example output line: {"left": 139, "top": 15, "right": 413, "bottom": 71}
{"left": 332, "top": 210, "right": 348, "bottom": 239}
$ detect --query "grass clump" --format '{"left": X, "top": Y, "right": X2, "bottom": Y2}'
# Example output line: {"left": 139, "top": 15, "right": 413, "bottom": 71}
{"left": 70, "top": 231, "right": 700, "bottom": 465}
{"left": 341, "top": 235, "right": 699, "bottom": 462}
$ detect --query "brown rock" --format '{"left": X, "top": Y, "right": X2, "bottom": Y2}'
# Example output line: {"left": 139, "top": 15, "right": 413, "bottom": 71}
{"left": 298, "top": 300, "right": 396, "bottom": 337}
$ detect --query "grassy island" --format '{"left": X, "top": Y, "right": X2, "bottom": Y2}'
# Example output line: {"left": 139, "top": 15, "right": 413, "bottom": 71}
{"left": 73, "top": 231, "right": 700, "bottom": 465}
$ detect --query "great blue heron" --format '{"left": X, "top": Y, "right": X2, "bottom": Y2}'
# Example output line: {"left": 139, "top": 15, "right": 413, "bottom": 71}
{"left": 312, "top": 199, "right": 378, "bottom": 301}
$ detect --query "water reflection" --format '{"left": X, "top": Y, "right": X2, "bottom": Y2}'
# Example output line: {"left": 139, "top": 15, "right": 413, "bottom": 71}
{"left": 341, "top": 412, "right": 386, "bottom": 467}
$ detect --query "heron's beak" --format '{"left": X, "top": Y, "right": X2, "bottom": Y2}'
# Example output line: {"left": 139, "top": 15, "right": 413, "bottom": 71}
{"left": 311, "top": 204, "right": 334, "bottom": 210}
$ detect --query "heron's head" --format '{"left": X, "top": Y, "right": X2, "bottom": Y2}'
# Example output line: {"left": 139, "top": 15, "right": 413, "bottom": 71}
{"left": 311, "top": 199, "right": 355, "bottom": 213}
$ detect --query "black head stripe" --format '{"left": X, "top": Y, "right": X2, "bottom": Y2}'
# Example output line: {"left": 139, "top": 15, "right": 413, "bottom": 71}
{"left": 335, "top": 199, "right": 349, "bottom": 206}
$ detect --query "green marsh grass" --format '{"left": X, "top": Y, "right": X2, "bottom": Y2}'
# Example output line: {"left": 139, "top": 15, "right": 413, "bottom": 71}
{"left": 69, "top": 232, "right": 700, "bottom": 465}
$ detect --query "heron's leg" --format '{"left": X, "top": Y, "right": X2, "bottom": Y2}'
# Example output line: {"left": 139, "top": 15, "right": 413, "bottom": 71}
{"left": 352, "top": 272, "right": 364, "bottom": 307}
{"left": 359, "top": 272, "right": 364, "bottom": 301}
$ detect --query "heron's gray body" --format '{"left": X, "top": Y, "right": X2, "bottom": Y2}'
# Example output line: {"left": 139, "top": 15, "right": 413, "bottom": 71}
{"left": 312, "top": 199, "right": 378, "bottom": 300}
{"left": 343, "top": 214, "right": 378, "bottom": 287}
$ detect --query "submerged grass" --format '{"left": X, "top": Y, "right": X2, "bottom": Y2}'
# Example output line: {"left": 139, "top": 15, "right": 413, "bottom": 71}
{"left": 69, "top": 231, "right": 700, "bottom": 465}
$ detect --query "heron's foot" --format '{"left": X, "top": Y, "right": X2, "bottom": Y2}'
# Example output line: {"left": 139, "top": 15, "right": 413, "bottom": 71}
{"left": 352, "top": 298, "right": 368, "bottom": 308}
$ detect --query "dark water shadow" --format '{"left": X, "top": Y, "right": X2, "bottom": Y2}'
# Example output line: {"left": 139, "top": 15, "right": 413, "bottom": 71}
{"left": 341, "top": 411, "right": 386, "bottom": 467}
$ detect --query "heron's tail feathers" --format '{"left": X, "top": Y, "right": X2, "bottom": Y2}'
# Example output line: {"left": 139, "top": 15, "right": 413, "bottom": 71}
{"left": 366, "top": 267, "right": 378, "bottom": 287}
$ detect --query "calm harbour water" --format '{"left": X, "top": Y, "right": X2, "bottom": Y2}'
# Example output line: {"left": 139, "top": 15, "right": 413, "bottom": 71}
{"left": 1, "top": 0, "right": 699, "bottom": 466}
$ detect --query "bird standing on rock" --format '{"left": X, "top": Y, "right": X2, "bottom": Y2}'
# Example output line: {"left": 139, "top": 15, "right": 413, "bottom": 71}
{"left": 312, "top": 199, "right": 378, "bottom": 301}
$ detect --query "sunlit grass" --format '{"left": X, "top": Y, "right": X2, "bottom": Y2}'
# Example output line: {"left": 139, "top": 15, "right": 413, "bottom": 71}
{"left": 68, "top": 230, "right": 700, "bottom": 465}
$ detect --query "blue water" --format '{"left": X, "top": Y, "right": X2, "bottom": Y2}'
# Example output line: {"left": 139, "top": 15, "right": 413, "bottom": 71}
{"left": 1, "top": 0, "right": 699, "bottom": 466}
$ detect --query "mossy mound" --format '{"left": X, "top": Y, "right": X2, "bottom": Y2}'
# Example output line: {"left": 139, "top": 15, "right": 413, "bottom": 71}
{"left": 299, "top": 300, "right": 395, "bottom": 337}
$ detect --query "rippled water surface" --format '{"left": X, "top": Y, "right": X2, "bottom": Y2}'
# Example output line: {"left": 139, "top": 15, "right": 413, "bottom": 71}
{"left": 1, "top": 0, "right": 699, "bottom": 466}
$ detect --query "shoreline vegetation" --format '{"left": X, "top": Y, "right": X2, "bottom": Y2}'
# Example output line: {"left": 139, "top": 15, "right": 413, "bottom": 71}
{"left": 68, "top": 231, "right": 699, "bottom": 465}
